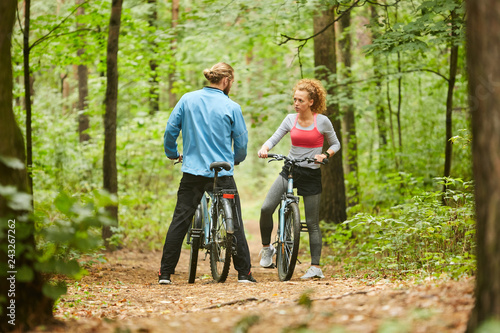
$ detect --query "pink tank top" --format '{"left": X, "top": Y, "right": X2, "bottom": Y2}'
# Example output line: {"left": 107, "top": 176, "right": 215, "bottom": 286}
{"left": 290, "top": 114, "right": 324, "bottom": 148}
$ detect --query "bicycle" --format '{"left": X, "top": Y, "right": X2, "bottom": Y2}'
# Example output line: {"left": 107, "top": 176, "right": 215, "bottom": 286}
{"left": 265, "top": 153, "right": 327, "bottom": 281}
{"left": 186, "top": 161, "right": 239, "bottom": 283}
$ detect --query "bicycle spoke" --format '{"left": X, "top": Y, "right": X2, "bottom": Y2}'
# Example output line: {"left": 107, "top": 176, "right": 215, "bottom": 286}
{"left": 210, "top": 204, "right": 232, "bottom": 282}
{"left": 277, "top": 202, "right": 300, "bottom": 281}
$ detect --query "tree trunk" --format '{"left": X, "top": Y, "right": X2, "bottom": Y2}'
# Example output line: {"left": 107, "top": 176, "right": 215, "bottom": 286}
{"left": 168, "top": 0, "right": 179, "bottom": 108}
{"left": 396, "top": 52, "right": 403, "bottom": 149}
{"left": 148, "top": 0, "right": 159, "bottom": 114}
{"left": 0, "top": 1, "right": 55, "bottom": 330}
{"left": 103, "top": 0, "right": 122, "bottom": 249}
{"left": 386, "top": 57, "right": 399, "bottom": 170}
{"left": 77, "top": 0, "right": 90, "bottom": 142}
{"left": 313, "top": 6, "right": 347, "bottom": 224}
{"left": 61, "top": 72, "right": 71, "bottom": 114}
{"left": 339, "top": 9, "right": 359, "bottom": 207}
{"left": 442, "top": 5, "right": 459, "bottom": 197}
{"left": 23, "top": 0, "right": 34, "bottom": 197}
{"left": 370, "top": 5, "right": 389, "bottom": 172}
{"left": 465, "top": 0, "right": 500, "bottom": 331}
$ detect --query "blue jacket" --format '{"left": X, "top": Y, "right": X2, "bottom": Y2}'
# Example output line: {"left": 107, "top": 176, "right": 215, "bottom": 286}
{"left": 164, "top": 87, "right": 248, "bottom": 177}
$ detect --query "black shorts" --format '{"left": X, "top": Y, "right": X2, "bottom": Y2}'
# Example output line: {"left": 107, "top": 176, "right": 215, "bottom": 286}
{"left": 279, "top": 165, "right": 322, "bottom": 196}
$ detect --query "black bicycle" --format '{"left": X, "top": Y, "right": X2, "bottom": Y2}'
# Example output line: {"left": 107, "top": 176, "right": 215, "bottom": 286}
{"left": 266, "top": 153, "right": 327, "bottom": 281}
{"left": 187, "top": 161, "right": 238, "bottom": 283}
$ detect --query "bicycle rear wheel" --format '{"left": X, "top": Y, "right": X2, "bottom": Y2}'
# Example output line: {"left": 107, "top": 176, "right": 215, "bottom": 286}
{"left": 188, "top": 205, "right": 203, "bottom": 284}
{"left": 277, "top": 201, "right": 301, "bottom": 281}
{"left": 210, "top": 204, "right": 232, "bottom": 282}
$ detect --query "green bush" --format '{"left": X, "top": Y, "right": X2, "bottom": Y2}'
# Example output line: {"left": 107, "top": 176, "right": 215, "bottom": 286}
{"left": 34, "top": 189, "right": 117, "bottom": 298}
{"left": 323, "top": 178, "right": 475, "bottom": 280}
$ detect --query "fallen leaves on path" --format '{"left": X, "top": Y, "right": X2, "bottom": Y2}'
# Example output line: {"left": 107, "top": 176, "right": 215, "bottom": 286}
{"left": 34, "top": 247, "right": 474, "bottom": 333}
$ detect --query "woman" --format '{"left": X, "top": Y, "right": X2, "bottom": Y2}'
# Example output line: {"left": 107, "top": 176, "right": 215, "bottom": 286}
{"left": 257, "top": 78, "right": 340, "bottom": 279}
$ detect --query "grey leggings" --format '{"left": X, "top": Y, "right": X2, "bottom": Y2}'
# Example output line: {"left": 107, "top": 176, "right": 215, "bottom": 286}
{"left": 259, "top": 176, "right": 322, "bottom": 265}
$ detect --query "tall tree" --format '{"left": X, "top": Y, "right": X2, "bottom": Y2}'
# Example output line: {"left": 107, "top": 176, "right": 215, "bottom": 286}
{"left": 23, "top": 0, "right": 34, "bottom": 196}
{"left": 338, "top": 7, "right": 359, "bottom": 206}
{"left": 0, "top": 0, "right": 54, "bottom": 330}
{"left": 147, "top": 0, "right": 159, "bottom": 114}
{"left": 370, "top": 5, "right": 389, "bottom": 171}
{"left": 168, "top": 0, "right": 179, "bottom": 108}
{"left": 76, "top": 0, "right": 90, "bottom": 142}
{"left": 442, "top": 1, "right": 460, "bottom": 196}
{"left": 102, "top": 0, "right": 123, "bottom": 249}
{"left": 313, "top": 5, "right": 347, "bottom": 224}
{"left": 385, "top": 56, "right": 401, "bottom": 170}
{"left": 465, "top": 0, "right": 500, "bottom": 330}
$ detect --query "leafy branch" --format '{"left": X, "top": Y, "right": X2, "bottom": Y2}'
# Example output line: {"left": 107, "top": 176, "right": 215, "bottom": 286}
{"left": 32, "top": 28, "right": 97, "bottom": 50}
{"left": 16, "top": 0, "right": 90, "bottom": 51}
{"left": 279, "top": 0, "right": 365, "bottom": 77}
{"left": 334, "top": 67, "right": 449, "bottom": 89}
{"left": 278, "top": 0, "right": 364, "bottom": 46}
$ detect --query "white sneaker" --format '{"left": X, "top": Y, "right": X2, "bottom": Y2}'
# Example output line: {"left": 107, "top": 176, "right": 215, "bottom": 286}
{"left": 300, "top": 266, "right": 325, "bottom": 279}
{"left": 259, "top": 245, "right": 276, "bottom": 268}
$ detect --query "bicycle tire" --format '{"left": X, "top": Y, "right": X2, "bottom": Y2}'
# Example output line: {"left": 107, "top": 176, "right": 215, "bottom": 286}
{"left": 188, "top": 205, "right": 203, "bottom": 284}
{"left": 277, "top": 201, "right": 301, "bottom": 281}
{"left": 210, "top": 203, "right": 232, "bottom": 282}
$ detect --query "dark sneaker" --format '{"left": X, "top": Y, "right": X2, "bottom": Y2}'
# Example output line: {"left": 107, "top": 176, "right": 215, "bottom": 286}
{"left": 238, "top": 272, "right": 257, "bottom": 283}
{"left": 158, "top": 271, "right": 171, "bottom": 285}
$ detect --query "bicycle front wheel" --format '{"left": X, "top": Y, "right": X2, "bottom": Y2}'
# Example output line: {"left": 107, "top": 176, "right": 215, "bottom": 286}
{"left": 277, "top": 201, "right": 301, "bottom": 281}
{"left": 210, "top": 205, "right": 232, "bottom": 283}
{"left": 188, "top": 205, "right": 203, "bottom": 284}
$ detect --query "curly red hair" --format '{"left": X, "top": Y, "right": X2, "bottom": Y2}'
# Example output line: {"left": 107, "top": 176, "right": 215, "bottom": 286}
{"left": 293, "top": 79, "right": 327, "bottom": 114}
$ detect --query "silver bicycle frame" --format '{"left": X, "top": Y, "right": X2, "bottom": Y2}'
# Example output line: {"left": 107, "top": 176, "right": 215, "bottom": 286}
{"left": 200, "top": 192, "right": 211, "bottom": 245}
{"left": 279, "top": 176, "right": 295, "bottom": 241}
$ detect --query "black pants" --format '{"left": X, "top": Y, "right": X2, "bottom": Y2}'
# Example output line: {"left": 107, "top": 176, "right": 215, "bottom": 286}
{"left": 160, "top": 173, "right": 252, "bottom": 276}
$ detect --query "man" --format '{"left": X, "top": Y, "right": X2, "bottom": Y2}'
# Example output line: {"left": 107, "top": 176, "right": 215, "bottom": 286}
{"left": 159, "top": 62, "right": 256, "bottom": 284}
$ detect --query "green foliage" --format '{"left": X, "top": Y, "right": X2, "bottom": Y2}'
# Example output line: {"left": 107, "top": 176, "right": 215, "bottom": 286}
{"left": 365, "top": 0, "right": 464, "bottom": 56}
{"left": 34, "top": 189, "right": 116, "bottom": 298}
{"left": 476, "top": 320, "right": 500, "bottom": 333}
{"left": 233, "top": 315, "right": 260, "bottom": 333}
{"left": 323, "top": 178, "right": 475, "bottom": 279}
{"left": 0, "top": 185, "right": 33, "bottom": 212}
{"left": 297, "top": 289, "right": 314, "bottom": 311}
{"left": 0, "top": 178, "right": 114, "bottom": 302}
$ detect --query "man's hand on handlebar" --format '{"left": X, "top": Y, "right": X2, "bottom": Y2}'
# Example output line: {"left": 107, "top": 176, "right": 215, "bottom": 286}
{"left": 171, "top": 154, "right": 183, "bottom": 164}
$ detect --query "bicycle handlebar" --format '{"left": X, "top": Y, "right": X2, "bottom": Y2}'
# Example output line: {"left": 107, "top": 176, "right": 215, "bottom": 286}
{"left": 267, "top": 153, "right": 328, "bottom": 165}
{"left": 173, "top": 154, "right": 183, "bottom": 165}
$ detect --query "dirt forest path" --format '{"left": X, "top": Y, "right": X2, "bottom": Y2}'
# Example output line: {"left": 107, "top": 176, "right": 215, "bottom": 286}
{"left": 43, "top": 220, "right": 475, "bottom": 333}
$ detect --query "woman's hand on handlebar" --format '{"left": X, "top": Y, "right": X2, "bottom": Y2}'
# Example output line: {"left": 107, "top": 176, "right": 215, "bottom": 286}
{"left": 257, "top": 145, "right": 270, "bottom": 159}
{"left": 313, "top": 153, "right": 328, "bottom": 164}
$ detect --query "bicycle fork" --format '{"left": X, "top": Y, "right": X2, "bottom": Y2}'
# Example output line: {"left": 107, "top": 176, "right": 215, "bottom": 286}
{"left": 278, "top": 175, "right": 296, "bottom": 242}
{"left": 201, "top": 192, "right": 211, "bottom": 246}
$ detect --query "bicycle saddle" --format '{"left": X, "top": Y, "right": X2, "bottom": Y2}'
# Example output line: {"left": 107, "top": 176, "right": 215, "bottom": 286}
{"left": 209, "top": 161, "right": 231, "bottom": 171}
